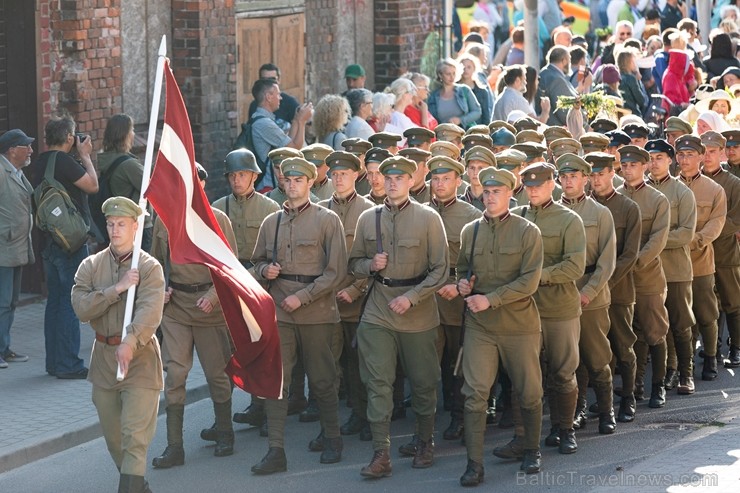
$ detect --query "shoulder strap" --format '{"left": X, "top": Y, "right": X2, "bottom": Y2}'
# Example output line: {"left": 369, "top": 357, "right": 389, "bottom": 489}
{"left": 375, "top": 207, "right": 383, "bottom": 253}
{"left": 102, "top": 154, "right": 131, "bottom": 197}
{"left": 466, "top": 221, "right": 480, "bottom": 281}
{"left": 43, "top": 151, "right": 60, "bottom": 186}
{"left": 271, "top": 211, "right": 283, "bottom": 264}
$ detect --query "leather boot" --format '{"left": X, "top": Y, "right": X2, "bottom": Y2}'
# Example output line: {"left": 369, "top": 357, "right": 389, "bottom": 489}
{"left": 299, "top": 400, "right": 320, "bottom": 422}
{"left": 634, "top": 376, "right": 645, "bottom": 401}
{"left": 545, "top": 426, "right": 560, "bottom": 447}
{"left": 492, "top": 436, "right": 524, "bottom": 460}
{"left": 545, "top": 392, "right": 560, "bottom": 446}
{"left": 558, "top": 428, "right": 577, "bottom": 454}
{"left": 664, "top": 368, "right": 679, "bottom": 390}
{"left": 726, "top": 346, "right": 740, "bottom": 368}
{"left": 398, "top": 434, "right": 419, "bottom": 457}
{"left": 213, "top": 399, "right": 234, "bottom": 457}
{"left": 320, "top": 436, "right": 343, "bottom": 464}
{"left": 443, "top": 416, "right": 464, "bottom": 440}
{"left": 617, "top": 394, "right": 636, "bottom": 423}
{"left": 648, "top": 382, "right": 666, "bottom": 408}
{"left": 520, "top": 449, "right": 542, "bottom": 474}
{"left": 340, "top": 412, "right": 365, "bottom": 435}
{"left": 598, "top": 411, "right": 617, "bottom": 434}
{"left": 360, "top": 449, "right": 392, "bottom": 478}
{"left": 588, "top": 402, "right": 599, "bottom": 414}
{"left": 677, "top": 375, "right": 695, "bottom": 395}
{"left": 412, "top": 437, "right": 435, "bottom": 468}
{"left": 460, "top": 459, "right": 484, "bottom": 486}
{"left": 233, "top": 399, "right": 265, "bottom": 426}
{"left": 702, "top": 356, "right": 718, "bottom": 381}
{"left": 152, "top": 405, "right": 185, "bottom": 468}
{"left": 572, "top": 396, "right": 587, "bottom": 430}
{"left": 308, "top": 429, "right": 325, "bottom": 452}
{"left": 251, "top": 447, "right": 287, "bottom": 475}
{"left": 118, "top": 474, "right": 150, "bottom": 493}
{"left": 200, "top": 422, "right": 217, "bottom": 442}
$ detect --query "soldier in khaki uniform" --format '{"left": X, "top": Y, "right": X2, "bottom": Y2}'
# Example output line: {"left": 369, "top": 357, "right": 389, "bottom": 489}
{"left": 490, "top": 127, "right": 516, "bottom": 154}
{"left": 644, "top": 139, "right": 697, "bottom": 395}
{"left": 71, "top": 197, "right": 165, "bottom": 493}
{"left": 431, "top": 140, "right": 462, "bottom": 161}
{"left": 404, "top": 127, "right": 435, "bottom": 152}
{"left": 616, "top": 146, "right": 671, "bottom": 408}
{"left": 349, "top": 156, "right": 449, "bottom": 477}
{"left": 725, "top": 130, "right": 740, "bottom": 179}
{"left": 579, "top": 132, "right": 611, "bottom": 154}
{"left": 515, "top": 130, "right": 544, "bottom": 146}
{"left": 435, "top": 123, "right": 465, "bottom": 148}
{"left": 341, "top": 138, "right": 372, "bottom": 196}
{"left": 460, "top": 146, "right": 498, "bottom": 211}
{"left": 605, "top": 130, "right": 631, "bottom": 175}
{"left": 463, "top": 133, "right": 494, "bottom": 152}
{"left": 496, "top": 149, "right": 528, "bottom": 207}
{"left": 623, "top": 122, "right": 650, "bottom": 149}
{"left": 556, "top": 154, "right": 618, "bottom": 435}
{"left": 151, "top": 165, "right": 239, "bottom": 468}
{"left": 543, "top": 125, "right": 572, "bottom": 146}
{"left": 549, "top": 138, "right": 583, "bottom": 162}
{"left": 267, "top": 147, "right": 313, "bottom": 205}
{"left": 457, "top": 167, "right": 544, "bottom": 486}
{"left": 364, "top": 148, "right": 392, "bottom": 205}
{"left": 675, "top": 135, "right": 727, "bottom": 381}
{"left": 665, "top": 118, "right": 694, "bottom": 176}
{"left": 250, "top": 158, "right": 348, "bottom": 473}
{"left": 303, "top": 143, "right": 335, "bottom": 201}
{"left": 590, "top": 118, "right": 618, "bottom": 134}
{"left": 513, "top": 163, "right": 586, "bottom": 455}
{"left": 369, "top": 132, "right": 402, "bottom": 154}
{"left": 398, "top": 147, "right": 432, "bottom": 203}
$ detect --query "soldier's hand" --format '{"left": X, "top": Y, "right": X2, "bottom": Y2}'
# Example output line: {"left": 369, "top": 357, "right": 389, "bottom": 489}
{"left": 263, "top": 263, "right": 281, "bottom": 280}
{"left": 163, "top": 287, "right": 173, "bottom": 304}
{"left": 466, "top": 294, "right": 490, "bottom": 313}
{"left": 457, "top": 275, "right": 475, "bottom": 297}
{"left": 281, "top": 295, "right": 302, "bottom": 313}
{"left": 115, "top": 343, "right": 134, "bottom": 377}
{"left": 371, "top": 252, "right": 389, "bottom": 272}
{"left": 437, "top": 284, "right": 459, "bottom": 300}
{"left": 388, "top": 295, "right": 412, "bottom": 315}
{"left": 336, "top": 289, "right": 353, "bottom": 304}
{"left": 196, "top": 297, "right": 214, "bottom": 313}
{"left": 115, "top": 268, "right": 139, "bottom": 294}
{"left": 580, "top": 293, "right": 591, "bottom": 308}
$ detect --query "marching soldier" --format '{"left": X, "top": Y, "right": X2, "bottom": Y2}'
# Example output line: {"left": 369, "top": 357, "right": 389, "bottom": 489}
{"left": 368, "top": 132, "right": 402, "bottom": 155}
{"left": 460, "top": 146, "right": 498, "bottom": 211}
{"left": 341, "top": 138, "right": 372, "bottom": 195}
{"left": 726, "top": 129, "right": 740, "bottom": 179}
{"left": 404, "top": 127, "right": 435, "bottom": 151}
{"left": 435, "top": 123, "right": 465, "bottom": 148}
{"left": 303, "top": 143, "right": 335, "bottom": 201}
{"left": 665, "top": 117, "right": 694, "bottom": 176}
{"left": 490, "top": 127, "right": 516, "bottom": 154}
{"left": 398, "top": 147, "right": 432, "bottom": 203}
{"left": 544, "top": 126, "right": 573, "bottom": 147}
{"left": 496, "top": 149, "right": 528, "bottom": 207}
{"left": 364, "top": 148, "right": 392, "bottom": 205}
{"left": 71, "top": 197, "right": 165, "bottom": 493}
{"left": 579, "top": 132, "right": 611, "bottom": 154}
{"left": 267, "top": 147, "right": 319, "bottom": 204}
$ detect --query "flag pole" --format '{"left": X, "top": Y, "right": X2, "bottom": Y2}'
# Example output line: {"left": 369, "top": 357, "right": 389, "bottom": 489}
{"left": 117, "top": 35, "right": 167, "bottom": 381}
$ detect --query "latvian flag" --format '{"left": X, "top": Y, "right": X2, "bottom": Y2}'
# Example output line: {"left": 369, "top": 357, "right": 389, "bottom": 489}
{"left": 146, "top": 59, "right": 283, "bottom": 399}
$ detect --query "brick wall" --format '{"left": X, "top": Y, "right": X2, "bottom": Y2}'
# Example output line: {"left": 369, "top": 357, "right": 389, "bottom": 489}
{"left": 305, "top": 0, "right": 339, "bottom": 104}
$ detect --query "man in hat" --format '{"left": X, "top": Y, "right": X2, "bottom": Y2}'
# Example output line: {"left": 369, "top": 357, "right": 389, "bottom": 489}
{"left": 462, "top": 133, "right": 494, "bottom": 152}
{"left": 303, "top": 143, "right": 335, "bottom": 201}
{"left": 457, "top": 167, "right": 544, "bottom": 485}
{"left": 703, "top": 131, "right": 740, "bottom": 368}
{"left": 266, "top": 147, "right": 319, "bottom": 205}
{"left": 431, "top": 140, "right": 462, "bottom": 161}
{"left": 676, "top": 135, "right": 727, "bottom": 381}
{"left": 489, "top": 120, "right": 518, "bottom": 136}
{"left": 605, "top": 130, "right": 632, "bottom": 173}
{"left": 364, "top": 148, "right": 392, "bottom": 205}
{"left": 513, "top": 162, "right": 586, "bottom": 455}
{"left": 587, "top": 152, "right": 642, "bottom": 422}
{"left": 345, "top": 64, "right": 367, "bottom": 92}
{"left": 0, "top": 129, "right": 35, "bottom": 368}
{"left": 549, "top": 138, "right": 583, "bottom": 161}
{"left": 425, "top": 156, "right": 481, "bottom": 442}
{"left": 404, "top": 127, "right": 435, "bottom": 152}
{"left": 591, "top": 118, "right": 618, "bottom": 134}
{"left": 616, "top": 145, "right": 671, "bottom": 408}
{"left": 665, "top": 118, "right": 694, "bottom": 176}
{"left": 580, "top": 132, "right": 611, "bottom": 154}
{"left": 513, "top": 117, "right": 541, "bottom": 134}
{"left": 461, "top": 146, "right": 498, "bottom": 211}
{"left": 497, "top": 149, "right": 529, "bottom": 206}
{"left": 491, "top": 127, "right": 517, "bottom": 154}
{"left": 369, "top": 132, "right": 403, "bottom": 155}
{"left": 723, "top": 130, "right": 740, "bottom": 179}
{"left": 435, "top": 123, "right": 465, "bottom": 148}
{"left": 151, "top": 164, "right": 239, "bottom": 468}
{"left": 318, "top": 151, "right": 376, "bottom": 442}
{"left": 644, "top": 139, "right": 697, "bottom": 395}
{"left": 349, "top": 156, "right": 448, "bottom": 477}
{"left": 398, "top": 147, "right": 432, "bottom": 203}
{"left": 544, "top": 126, "right": 573, "bottom": 146}
{"left": 342, "top": 138, "right": 372, "bottom": 195}
{"left": 623, "top": 123, "right": 650, "bottom": 149}
{"left": 250, "top": 157, "right": 348, "bottom": 474}
{"left": 515, "top": 130, "right": 545, "bottom": 146}
{"left": 71, "top": 196, "right": 165, "bottom": 493}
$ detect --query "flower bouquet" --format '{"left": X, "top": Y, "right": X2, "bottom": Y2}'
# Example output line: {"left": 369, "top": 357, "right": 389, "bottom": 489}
{"left": 556, "top": 91, "right": 618, "bottom": 120}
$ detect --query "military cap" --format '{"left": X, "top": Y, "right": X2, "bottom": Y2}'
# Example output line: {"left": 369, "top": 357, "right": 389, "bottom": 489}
{"left": 281, "top": 157, "right": 318, "bottom": 179}
{"left": 606, "top": 129, "right": 631, "bottom": 147}
{"left": 365, "top": 147, "right": 393, "bottom": 164}
{"left": 268, "top": 147, "right": 304, "bottom": 165}
{"left": 301, "top": 143, "right": 333, "bottom": 165}
{"left": 403, "top": 127, "right": 435, "bottom": 147}
{"left": 341, "top": 137, "right": 372, "bottom": 155}
{"left": 195, "top": 162, "right": 208, "bottom": 181}
{"left": 102, "top": 196, "right": 143, "bottom": 219}
{"left": 513, "top": 116, "right": 540, "bottom": 133}
{"left": 398, "top": 147, "right": 431, "bottom": 163}
{"left": 618, "top": 145, "right": 650, "bottom": 163}
{"left": 674, "top": 134, "right": 705, "bottom": 154}
{"left": 464, "top": 145, "right": 497, "bottom": 168}
{"left": 622, "top": 122, "right": 650, "bottom": 139}
{"left": 490, "top": 127, "right": 517, "bottom": 147}
{"left": 511, "top": 142, "right": 547, "bottom": 162}
{"left": 590, "top": 118, "right": 618, "bottom": 134}
{"left": 495, "top": 149, "right": 527, "bottom": 170}
{"left": 462, "top": 133, "right": 493, "bottom": 151}
{"left": 645, "top": 139, "right": 675, "bottom": 158}
{"left": 516, "top": 129, "right": 545, "bottom": 145}
{"left": 549, "top": 138, "right": 583, "bottom": 159}
{"left": 379, "top": 156, "right": 417, "bottom": 176}
{"left": 326, "top": 151, "right": 361, "bottom": 172}
{"left": 0, "top": 129, "right": 34, "bottom": 153}
{"left": 543, "top": 126, "right": 573, "bottom": 144}
{"left": 700, "top": 130, "right": 727, "bottom": 148}
{"left": 556, "top": 153, "right": 592, "bottom": 175}
{"left": 434, "top": 123, "right": 465, "bottom": 142}
{"left": 520, "top": 162, "right": 556, "bottom": 186}
{"left": 664, "top": 117, "right": 693, "bottom": 135}
{"left": 721, "top": 130, "right": 740, "bottom": 147}
{"left": 430, "top": 141, "right": 461, "bottom": 160}
{"left": 579, "top": 132, "right": 611, "bottom": 153}
{"left": 428, "top": 156, "right": 465, "bottom": 176}
{"left": 489, "top": 120, "right": 518, "bottom": 135}
{"left": 584, "top": 152, "right": 616, "bottom": 171}
{"left": 368, "top": 132, "right": 403, "bottom": 149}
{"left": 466, "top": 124, "right": 492, "bottom": 136}
{"left": 479, "top": 167, "right": 517, "bottom": 189}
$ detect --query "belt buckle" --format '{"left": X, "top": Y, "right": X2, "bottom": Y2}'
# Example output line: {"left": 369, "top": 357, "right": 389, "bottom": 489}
{"left": 379, "top": 276, "right": 392, "bottom": 286}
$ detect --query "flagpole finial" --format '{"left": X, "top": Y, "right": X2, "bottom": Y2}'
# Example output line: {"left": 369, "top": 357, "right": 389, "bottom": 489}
{"left": 158, "top": 35, "right": 167, "bottom": 57}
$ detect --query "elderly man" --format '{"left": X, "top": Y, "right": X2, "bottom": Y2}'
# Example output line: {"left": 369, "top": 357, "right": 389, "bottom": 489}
{"left": 538, "top": 46, "right": 592, "bottom": 126}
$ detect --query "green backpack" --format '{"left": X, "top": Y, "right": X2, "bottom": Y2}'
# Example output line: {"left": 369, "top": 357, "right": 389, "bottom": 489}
{"left": 33, "top": 151, "right": 90, "bottom": 254}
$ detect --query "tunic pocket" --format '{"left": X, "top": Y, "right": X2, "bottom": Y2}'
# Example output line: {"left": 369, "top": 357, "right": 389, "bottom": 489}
{"left": 397, "top": 238, "right": 421, "bottom": 263}
{"left": 294, "top": 239, "right": 319, "bottom": 263}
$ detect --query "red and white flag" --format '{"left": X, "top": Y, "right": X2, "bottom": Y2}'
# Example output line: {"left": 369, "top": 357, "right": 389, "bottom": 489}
{"left": 146, "top": 60, "right": 283, "bottom": 399}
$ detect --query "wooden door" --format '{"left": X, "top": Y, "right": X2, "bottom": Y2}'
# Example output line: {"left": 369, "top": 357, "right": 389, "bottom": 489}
{"left": 272, "top": 14, "right": 304, "bottom": 103}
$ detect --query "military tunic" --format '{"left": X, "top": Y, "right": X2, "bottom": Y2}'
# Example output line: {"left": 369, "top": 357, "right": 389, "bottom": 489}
{"left": 312, "top": 176, "right": 335, "bottom": 201}
{"left": 267, "top": 186, "right": 320, "bottom": 204}
{"left": 355, "top": 172, "right": 371, "bottom": 196}
{"left": 365, "top": 192, "right": 386, "bottom": 205}
{"left": 409, "top": 181, "right": 432, "bottom": 204}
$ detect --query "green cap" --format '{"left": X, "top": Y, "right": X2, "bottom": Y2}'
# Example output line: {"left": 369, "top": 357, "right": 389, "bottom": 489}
{"left": 465, "top": 124, "right": 492, "bottom": 136}
{"left": 584, "top": 152, "right": 616, "bottom": 171}
{"left": 579, "top": 132, "right": 611, "bottom": 153}
{"left": 301, "top": 143, "right": 333, "bottom": 166}
{"left": 435, "top": 123, "right": 465, "bottom": 142}
{"left": 268, "top": 147, "right": 304, "bottom": 166}
{"left": 365, "top": 147, "right": 393, "bottom": 164}
{"left": 516, "top": 129, "right": 545, "bottom": 145}
{"left": 590, "top": 118, "right": 618, "bottom": 134}
{"left": 520, "top": 163, "right": 555, "bottom": 186}
{"left": 379, "top": 156, "right": 417, "bottom": 176}
{"left": 465, "top": 145, "right": 497, "bottom": 168}
{"left": 428, "top": 156, "right": 465, "bottom": 175}
{"left": 721, "top": 130, "right": 740, "bottom": 147}
{"left": 618, "top": 145, "right": 650, "bottom": 163}
{"left": 489, "top": 120, "right": 517, "bottom": 135}
{"left": 700, "top": 130, "right": 726, "bottom": 148}
{"left": 495, "top": 149, "right": 527, "bottom": 170}
{"left": 430, "top": 141, "right": 461, "bottom": 160}
{"left": 368, "top": 132, "right": 403, "bottom": 149}
{"left": 281, "top": 157, "right": 318, "bottom": 179}
{"left": 403, "top": 127, "right": 435, "bottom": 147}
{"left": 326, "top": 151, "right": 361, "bottom": 172}
{"left": 345, "top": 64, "right": 366, "bottom": 78}
{"left": 556, "top": 153, "right": 592, "bottom": 175}
{"left": 398, "top": 147, "right": 431, "bottom": 164}
{"left": 102, "top": 196, "right": 143, "bottom": 219}
{"left": 543, "top": 126, "right": 573, "bottom": 144}
{"left": 549, "top": 138, "right": 583, "bottom": 159}
{"left": 479, "top": 167, "right": 517, "bottom": 189}
{"left": 674, "top": 134, "right": 705, "bottom": 154}
{"left": 342, "top": 137, "right": 372, "bottom": 156}
{"left": 513, "top": 116, "right": 540, "bottom": 132}
{"left": 511, "top": 142, "right": 547, "bottom": 162}
{"left": 665, "top": 116, "right": 693, "bottom": 135}
{"left": 462, "top": 133, "right": 493, "bottom": 151}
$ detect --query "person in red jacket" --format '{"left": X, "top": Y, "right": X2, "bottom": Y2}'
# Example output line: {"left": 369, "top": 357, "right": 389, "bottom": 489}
{"left": 662, "top": 32, "right": 697, "bottom": 111}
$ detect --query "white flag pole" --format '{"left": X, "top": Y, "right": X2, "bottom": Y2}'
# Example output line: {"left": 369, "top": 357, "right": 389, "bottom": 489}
{"left": 117, "top": 35, "right": 167, "bottom": 381}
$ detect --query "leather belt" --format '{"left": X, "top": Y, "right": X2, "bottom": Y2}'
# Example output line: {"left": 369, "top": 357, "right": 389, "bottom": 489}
{"left": 96, "top": 333, "right": 122, "bottom": 346}
{"left": 169, "top": 281, "right": 213, "bottom": 293}
{"left": 373, "top": 272, "right": 427, "bottom": 287}
{"left": 584, "top": 264, "right": 596, "bottom": 274}
{"left": 277, "top": 273, "right": 320, "bottom": 283}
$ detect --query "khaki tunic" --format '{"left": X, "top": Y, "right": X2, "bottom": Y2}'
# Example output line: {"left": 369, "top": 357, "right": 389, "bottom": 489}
{"left": 252, "top": 203, "right": 347, "bottom": 324}
{"left": 71, "top": 250, "right": 165, "bottom": 390}
{"left": 212, "top": 191, "right": 279, "bottom": 264}
{"left": 267, "top": 187, "right": 321, "bottom": 204}
{"left": 312, "top": 177, "right": 335, "bottom": 201}
{"left": 707, "top": 168, "right": 740, "bottom": 267}
{"left": 680, "top": 173, "right": 727, "bottom": 277}
{"left": 512, "top": 184, "right": 528, "bottom": 208}
{"left": 726, "top": 162, "right": 740, "bottom": 180}
{"left": 349, "top": 200, "right": 449, "bottom": 332}
{"left": 355, "top": 173, "right": 371, "bottom": 196}
{"left": 365, "top": 192, "right": 386, "bottom": 205}
{"left": 648, "top": 175, "right": 696, "bottom": 283}
{"left": 460, "top": 185, "right": 485, "bottom": 211}
{"left": 409, "top": 182, "right": 432, "bottom": 204}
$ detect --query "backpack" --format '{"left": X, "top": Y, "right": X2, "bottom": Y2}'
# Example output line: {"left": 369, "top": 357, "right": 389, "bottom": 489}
{"left": 233, "top": 114, "right": 268, "bottom": 174}
{"left": 89, "top": 154, "right": 131, "bottom": 244}
{"left": 33, "top": 151, "right": 90, "bottom": 254}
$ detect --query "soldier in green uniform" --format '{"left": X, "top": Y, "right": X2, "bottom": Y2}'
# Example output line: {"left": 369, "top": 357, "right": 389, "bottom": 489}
{"left": 616, "top": 146, "right": 671, "bottom": 408}
{"left": 267, "top": 147, "right": 318, "bottom": 205}
{"left": 490, "top": 127, "right": 516, "bottom": 154}
{"left": 460, "top": 146, "right": 497, "bottom": 211}
{"left": 549, "top": 138, "right": 583, "bottom": 161}
{"left": 579, "top": 132, "right": 611, "bottom": 154}
{"left": 349, "top": 156, "right": 449, "bottom": 478}
{"left": 341, "top": 137, "right": 372, "bottom": 196}
{"left": 463, "top": 133, "right": 494, "bottom": 152}
{"left": 364, "top": 148, "right": 392, "bottom": 205}
{"left": 250, "top": 158, "right": 348, "bottom": 474}
{"left": 644, "top": 139, "right": 697, "bottom": 395}
{"left": 369, "top": 132, "right": 402, "bottom": 154}
{"left": 665, "top": 118, "right": 693, "bottom": 176}
{"left": 513, "top": 116, "right": 539, "bottom": 133}
{"left": 431, "top": 140, "right": 462, "bottom": 161}
{"left": 457, "top": 167, "right": 544, "bottom": 486}
{"left": 544, "top": 126, "right": 573, "bottom": 147}
{"left": 398, "top": 147, "right": 432, "bottom": 203}
{"left": 590, "top": 118, "right": 618, "bottom": 134}
{"left": 605, "top": 130, "right": 631, "bottom": 175}
{"left": 71, "top": 197, "right": 165, "bottom": 493}
{"left": 435, "top": 123, "right": 465, "bottom": 147}
{"left": 515, "top": 130, "right": 545, "bottom": 146}
{"left": 725, "top": 130, "right": 740, "bottom": 179}
{"left": 404, "top": 127, "right": 435, "bottom": 151}
{"left": 513, "top": 163, "right": 586, "bottom": 455}
{"left": 623, "top": 122, "right": 650, "bottom": 149}
{"left": 151, "top": 165, "right": 239, "bottom": 468}
{"left": 303, "top": 143, "right": 335, "bottom": 201}
{"left": 496, "top": 149, "right": 528, "bottom": 207}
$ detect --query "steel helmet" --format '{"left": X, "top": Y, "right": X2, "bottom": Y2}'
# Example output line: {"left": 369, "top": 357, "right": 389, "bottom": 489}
{"left": 224, "top": 148, "right": 260, "bottom": 175}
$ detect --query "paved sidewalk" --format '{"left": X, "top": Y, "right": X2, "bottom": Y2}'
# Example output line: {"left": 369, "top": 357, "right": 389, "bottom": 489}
{"left": 0, "top": 299, "right": 209, "bottom": 473}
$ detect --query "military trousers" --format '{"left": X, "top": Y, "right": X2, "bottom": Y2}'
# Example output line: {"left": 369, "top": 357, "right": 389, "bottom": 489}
{"left": 357, "top": 322, "right": 440, "bottom": 451}
{"left": 92, "top": 385, "right": 159, "bottom": 476}
{"left": 664, "top": 282, "right": 695, "bottom": 374}
{"left": 577, "top": 307, "right": 613, "bottom": 411}
{"left": 160, "top": 314, "right": 232, "bottom": 407}
{"left": 541, "top": 318, "right": 581, "bottom": 395}
{"left": 436, "top": 323, "right": 464, "bottom": 418}
{"left": 692, "top": 274, "right": 720, "bottom": 357}
{"left": 634, "top": 291, "right": 669, "bottom": 385}
{"left": 607, "top": 303, "right": 637, "bottom": 395}
{"left": 715, "top": 264, "right": 740, "bottom": 345}
{"left": 342, "top": 320, "right": 367, "bottom": 420}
